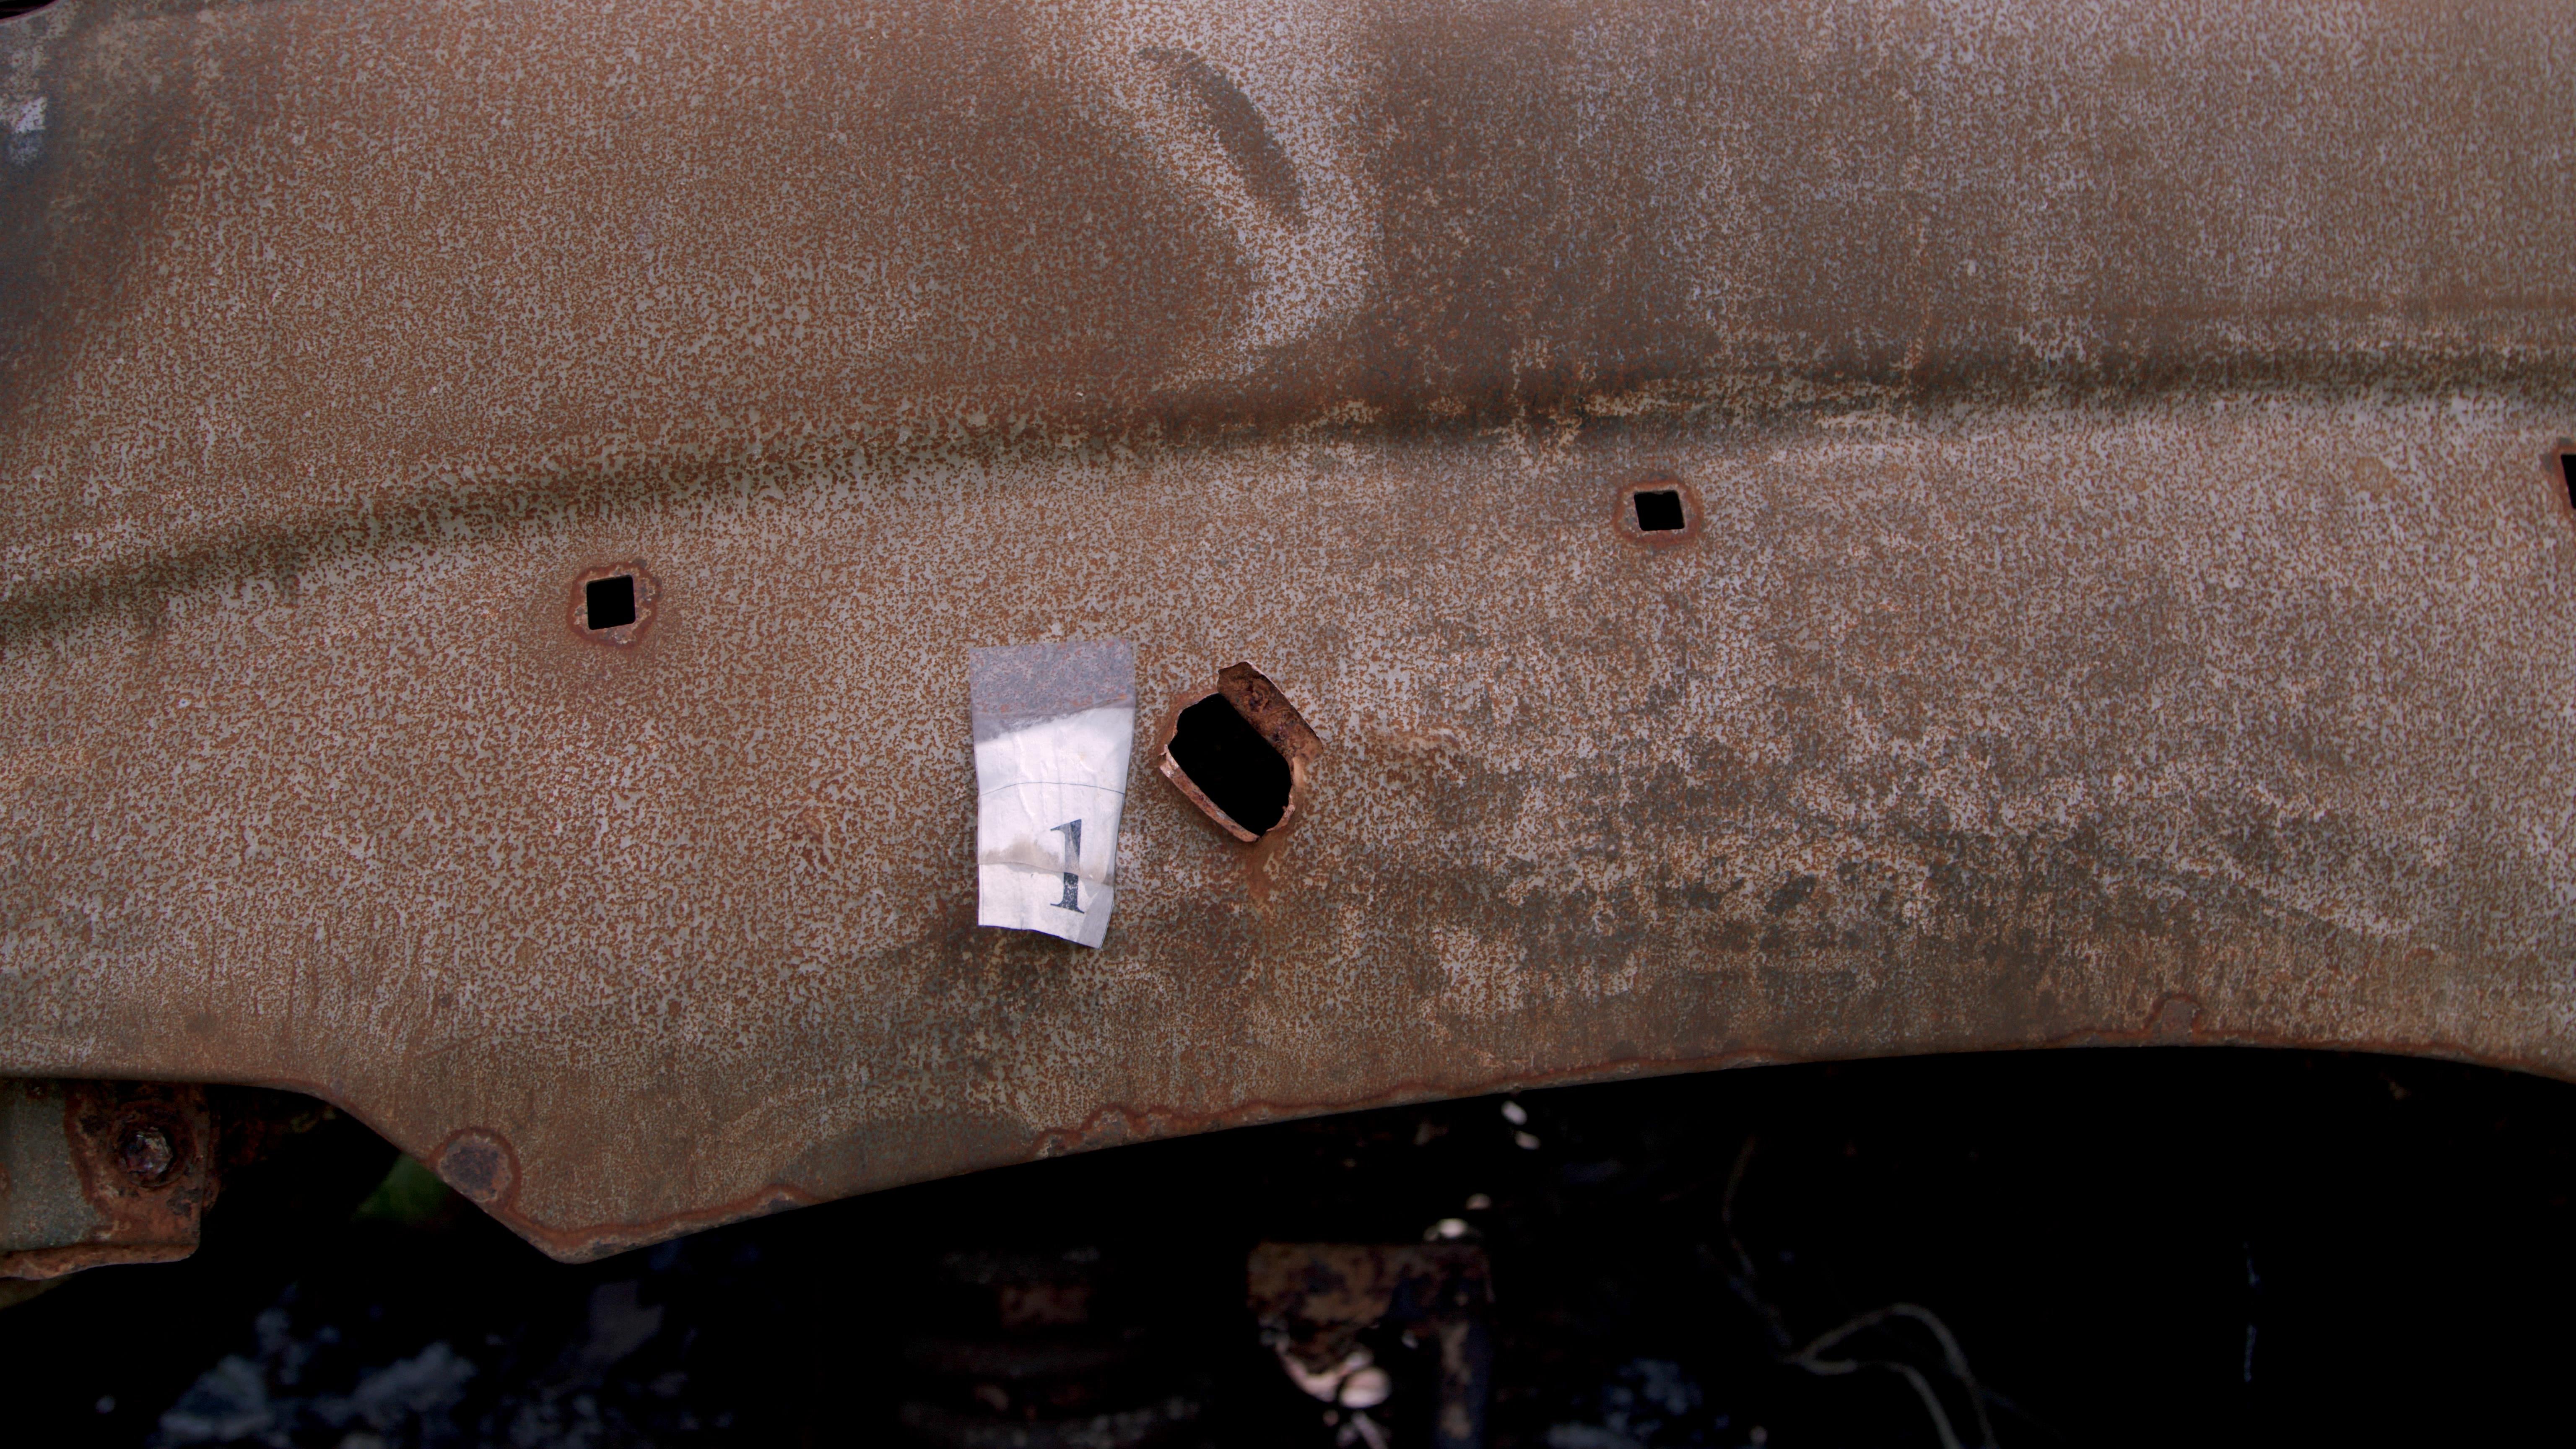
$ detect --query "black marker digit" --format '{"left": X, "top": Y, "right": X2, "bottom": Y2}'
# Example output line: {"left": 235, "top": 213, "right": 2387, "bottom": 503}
{"left": 1050, "top": 820, "right": 1084, "bottom": 913}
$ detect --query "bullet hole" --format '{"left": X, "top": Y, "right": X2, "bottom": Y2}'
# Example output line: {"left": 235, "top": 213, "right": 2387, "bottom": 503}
{"left": 1633, "top": 488, "right": 1686, "bottom": 532}
{"left": 569, "top": 562, "right": 659, "bottom": 645}
{"left": 1615, "top": 475, "right": 1699, "bottom": 544}
{"left": 1159, "top": 662, "right": 1324, "bottom": 842}
{"left": 1169, "top": 694, "right": 1291, "bottom": 834}
{"left": 586, "top": 575, "right": 638, "bottom": 630}
{"left": 2560, "top": 451, "right": 2575, "bottom": 512}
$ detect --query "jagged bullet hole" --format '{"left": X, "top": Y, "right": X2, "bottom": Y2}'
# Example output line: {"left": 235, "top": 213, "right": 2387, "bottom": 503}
{"left": 1633, "top": 488, "right": 1686, "bottom": 532}
{"left": 1160, "top": 663, "right": 1322, "bottom": 841}
{"left": 1169, "top": 694, "right": 1291, "bottom": 835}
{"left": 585, "top": 575, "right": 638, "bottom": 631}
{"left": 2560, "top": 452, "right": 2575, "bottom": 512}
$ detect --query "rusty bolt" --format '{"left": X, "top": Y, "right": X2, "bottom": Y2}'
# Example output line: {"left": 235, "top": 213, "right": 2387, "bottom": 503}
{"left": 117, "top": 1124, "right": 175, "bottom": 1186}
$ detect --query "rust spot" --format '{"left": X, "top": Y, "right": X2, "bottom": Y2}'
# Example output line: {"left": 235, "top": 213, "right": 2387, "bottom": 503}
{"left": 568, "top": 561, "right": 659, "bottom": 646}
{"left": 2147, "top": 993, "right": 2202, "bottom": 1044}
{"left": 433, "top": 1127, "right": 520, "bottom": 1208}
{"left": 1614, "top": 474, "right": 1701, "bottom": 546}
{"left": 1158, "top": 662, "right": 1322, "bottom": 841}
{"left": 1763, "top": 873, "right": 1819, "bottom": 915}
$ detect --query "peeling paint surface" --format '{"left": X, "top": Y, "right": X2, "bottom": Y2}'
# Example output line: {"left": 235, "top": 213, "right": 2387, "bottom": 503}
{"left": 2, "top": 0, "right": 2574, "bottom": 1258}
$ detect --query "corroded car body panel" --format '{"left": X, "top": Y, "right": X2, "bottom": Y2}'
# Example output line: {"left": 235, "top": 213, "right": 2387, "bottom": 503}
{"left": 1, "top": 0, "right": 2572, "bottom": 1258}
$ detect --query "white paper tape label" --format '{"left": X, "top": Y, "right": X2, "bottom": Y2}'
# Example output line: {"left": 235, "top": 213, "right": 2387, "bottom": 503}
{"left": 969, "top": 643, "right": 1135, "bottom": 948}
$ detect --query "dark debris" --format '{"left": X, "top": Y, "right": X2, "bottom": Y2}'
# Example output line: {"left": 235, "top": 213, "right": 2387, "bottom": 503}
{"left": 5, "top": 1049, "right": 2574, "bottom": 1448}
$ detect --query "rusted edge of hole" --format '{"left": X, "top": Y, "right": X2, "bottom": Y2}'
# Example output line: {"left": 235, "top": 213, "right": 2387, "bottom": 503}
{"left": 1157, "top": 662, "right": 1321, "bottom": 842}
{"left": 1160, "top": 694, "right": 1261, "bottom": 842}
{"left": 1614, "top": 473, "right": 1701, "bottom": 546}
{"left": 569, "top": 560, "right": 660, "bottom": 646}
{"left": 2555, "top": 439, "right": 2576, "bottom": 515}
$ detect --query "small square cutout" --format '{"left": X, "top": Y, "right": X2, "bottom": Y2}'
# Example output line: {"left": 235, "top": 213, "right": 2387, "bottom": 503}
{"left": 1633, "top": 489, "right": 1686, "bottom": 533}
{"left": 586, "top": 575, "right": 638, "bottom": 630}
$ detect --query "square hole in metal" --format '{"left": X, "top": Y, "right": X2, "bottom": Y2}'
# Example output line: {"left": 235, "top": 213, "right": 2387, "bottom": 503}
{"left": 586, "top": 576, "right": 637, "bottom": 630}
{"left": 1633, "top": 489, "right": 1686, "bottom": 532}
{"left": 1168, "top": 694, "right": 1291, "bottom": 835}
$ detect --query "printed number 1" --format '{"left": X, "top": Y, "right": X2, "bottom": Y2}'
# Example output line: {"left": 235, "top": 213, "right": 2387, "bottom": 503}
{"left": 1050, "top": 820, "right": 1083, "bottom": 913}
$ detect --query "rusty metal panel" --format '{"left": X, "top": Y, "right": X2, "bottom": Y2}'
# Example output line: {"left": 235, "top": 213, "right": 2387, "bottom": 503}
{"left": 1, "top": 0, "right": 2573, "bottom": 1261}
